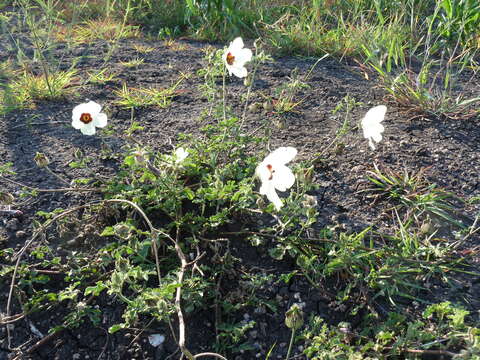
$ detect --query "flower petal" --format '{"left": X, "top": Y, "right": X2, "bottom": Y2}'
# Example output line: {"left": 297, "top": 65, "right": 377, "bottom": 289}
{"left": 362, "top": 105, "right": 386, "bottom": 127}
{"left": 265, "top": 186, "right": 283, "bottom": 211}
{"left": 85, "top": 100, "right": 102, "bottom": 115}
{"left": 71, "top": 117, "right": 84, "bottom": 130}
{"left": 80, "top": 122, "right": 96, "bottom": 135}
{"left": 229, "top": 37, "right": 244, "bottom": 51}
{"left": 363, "top": 123, "right": 383, "bottom": 138}
{"left": 174, "top": 147, "right": 189, "bottom": 163}
{"left": 226, "top": 65, "right": 234, "bottom": 76}
{"left": 371, "top": 129, "right": 383, "bottom": 143}
{"left": 72, "top": 103, "right": 89, "bottom": 120}
{"left": 272, "top": 165, "right": 295, "bottom": 192}
{"left": 264, "top": 147, "right": 297, "bottom": 165}
{"left": 234, "top": 48, "right": 253, "bottom": 65}
{"left": 93, "top": 112, "right": 108, "bottom": 128}
{"left": 255, "top": 164, "right": 271, "bottom": 184}
{"left": 230, "top": 65, "right": 248, "bottom": 78}
{"left": 361, "top": 105, "right": 386, "bottom": 150}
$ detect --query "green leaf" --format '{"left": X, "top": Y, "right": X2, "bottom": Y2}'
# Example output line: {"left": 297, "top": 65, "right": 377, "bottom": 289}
{"left": 269, "top": 246, "right": 286, "bottom": 260}
{"left": 85, "top": 281, "right": 108, "bottom": 297}
{"left": 100, "top": 226, "right": 115, "bottom": 236}
{"left": 108, "top": 323, "right": 126, "bottom": 334}
{"left": 184, "top": 187, "right": 195, "bottom": 200}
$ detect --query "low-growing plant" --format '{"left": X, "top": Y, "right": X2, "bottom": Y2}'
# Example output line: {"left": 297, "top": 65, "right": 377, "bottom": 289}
{"left": 119, "top": 57, "right": 145, "bottom": 68}
{"left": 366, "top": 164, "right": 464, "bottom": 227}
{"left": 114, "top": 77, "right": 184, "bottom": 109}
{"left": 132, "top": 43, "right": 155, "bottom": 54}
{"left": 1, "top": 68, "right": 78, "bottom": 114}
{"left": 14, "top": 69, "right": 78, "bottom": 101}
{"left": 302, "top": 303, "right": 480, "bottom": 359}
{"left": 87, "top": 67, "right": 118, "bottom": 84}
{"left": 184, "top": 0, "right": 256, "bottom": 40}
{"left": 61, "top": 18, "right": 139, "bottom": 44}
{"left": 434, "top": 0, "right": 480, "bottom": 48}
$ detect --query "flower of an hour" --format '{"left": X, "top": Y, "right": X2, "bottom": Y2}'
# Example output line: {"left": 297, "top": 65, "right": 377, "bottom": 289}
{"left": 71, "top": 101, "right": 108, "bottom": 136}
{"left": 173, "top": 147, "right": 189, "bottom": 163}
{"left": 255, "top": 147, "right": 297, "bottom": 211}
{"left": 361, "top": 105, "right": 387, "bottom": 150}
{"left": 223, "top": 37, "right": 253, "bottom": 78}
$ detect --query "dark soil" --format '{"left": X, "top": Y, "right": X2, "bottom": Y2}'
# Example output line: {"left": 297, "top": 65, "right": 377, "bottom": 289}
{"left": 1, "top": 16, "right": 479, "bottom": 360}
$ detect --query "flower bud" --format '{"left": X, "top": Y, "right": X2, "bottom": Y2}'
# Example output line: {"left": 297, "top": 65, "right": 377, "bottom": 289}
{"left": 263, "top": 101, "right": 273, "bottom": 111}
{"left": 34, "top": 152, "right": 50, "bottom": 168}
{"left": 272, "top": 118, "right": 285, "bottom": 129}
{"left": 113, "top": 223, "right": 131, "bottom": 239}
{"left": 420, "top": 221, "right": 434, "bottom": 234}
{"left": 0, "top": 192, "right": 14, "bottom": 205}
{"left": 133, "top": 149, "right": 148, "bottom": 166}
{"left": 256, "top": 197, "right": 266, "bottom": 209}
{"left": 303, "top": 165, "right": 314, "bottom": 184}
{"left": 285, "top": 304, "right": 304, "bottom": 330}
{"left": 302, "top": 194, "right": 318, "bottom": 208}
{"left": 248, "top": 103, "right": 259, "bottom": 113}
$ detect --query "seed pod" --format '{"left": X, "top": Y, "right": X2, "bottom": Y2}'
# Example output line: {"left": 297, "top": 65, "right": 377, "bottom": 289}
{"left": 34, "top": 152, "right": 50, "bottom": 168}
{"left": 272, "top": 118, "right": 285, "bottom": 129}
{"left": 285, "top": 304, "right": 304, "bottom": 330}
{"left": 263, "top": 101, "right": 273, "bottom": 111}
{"left": 0, "top": 192, "right": 14, "bottom": 205}
{"left": 302, "top": 194, "right": 317, "bottom": 208}
{"left": 248, "top": 103, "right": 259, "bottom": 113}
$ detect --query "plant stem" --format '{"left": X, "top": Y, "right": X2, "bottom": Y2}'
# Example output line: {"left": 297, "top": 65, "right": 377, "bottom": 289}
{"left": 222, "top": 67, "right": 227, "bottom": 122}
{"left": 240, "top": 45, "right": 260, "bottom": 129}
{"left": 285, "top": 328, "right": 296, "bottom": 360}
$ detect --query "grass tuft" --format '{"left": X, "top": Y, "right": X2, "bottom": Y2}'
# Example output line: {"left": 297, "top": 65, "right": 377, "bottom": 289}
{"left": 114, "top": 77, "right": 184, "bottom": 109}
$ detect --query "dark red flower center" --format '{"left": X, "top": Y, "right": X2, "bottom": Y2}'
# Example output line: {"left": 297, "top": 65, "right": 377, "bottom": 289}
{"left": 226, "top": 52, "right": 235, "bottom": 65}
{"left": 80, "top": 113, "right": 93, "bottom": 124}
{"left": 266, "top": 164, "right": 275, "bottom": 180}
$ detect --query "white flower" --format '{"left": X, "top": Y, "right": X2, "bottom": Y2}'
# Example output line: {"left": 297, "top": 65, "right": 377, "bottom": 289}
{"left": 255, "top": 147, "right": 297, "bottom": 211}
{"left": 223, "top": 37, "right": 253, "bottom": 78}
{"left": 361, "top": 105, "right": 387, "bottom": 150}
{"left": 72, "top": 101, "right": 108, "bottom": 135}
{"left": 173, "top": 147, "right": 189, "bottom": 163}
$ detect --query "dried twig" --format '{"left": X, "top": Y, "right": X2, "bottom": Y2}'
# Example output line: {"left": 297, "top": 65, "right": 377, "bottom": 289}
{"left": 0, "top": 175, "right": 102, "bottom": 193}
{"left": 193, "top": 353, "right": 228, "bottom": 359}
{"left": 0, "top": 313, "right": 25, "bottom": 325}
{"left": 386, "top": 347, "right": 457, "bottom": 358}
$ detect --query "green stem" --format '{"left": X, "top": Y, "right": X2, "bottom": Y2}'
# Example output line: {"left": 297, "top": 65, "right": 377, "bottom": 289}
{"left": 285, "top": 328, "right": 296, "bottom": 360}
{"left": 222, "top": 67, "right": 227, "bottom": 122}
{"left": 45, "top": 166, "right": 70, "bottom": 186}
{"left": 240, "top": 46, "right": 261, "bottom": 130}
